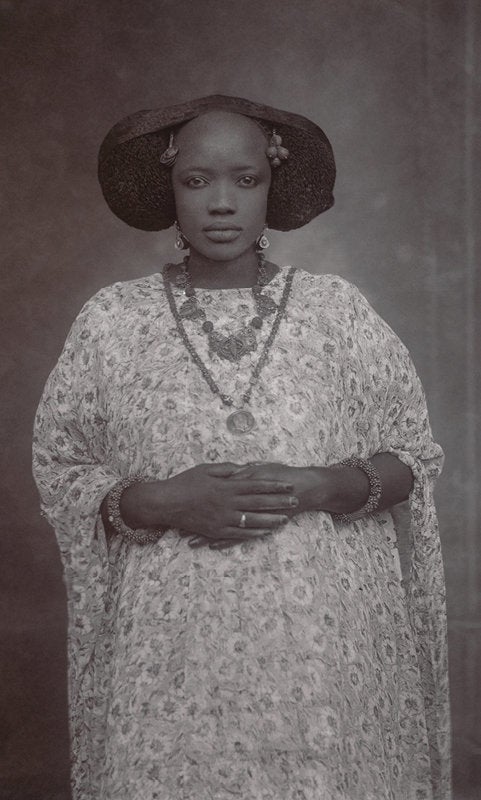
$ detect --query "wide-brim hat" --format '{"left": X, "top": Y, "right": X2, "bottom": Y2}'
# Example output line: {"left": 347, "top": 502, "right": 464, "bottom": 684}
{"left": 98, "top": 94, "right": 336, "bottom": 232}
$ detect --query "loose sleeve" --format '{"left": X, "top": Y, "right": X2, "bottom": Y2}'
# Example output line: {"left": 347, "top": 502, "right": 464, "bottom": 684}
{"left": 348, "top": 284, "right": 451, "bottom": 798}
{"left": 32, "top": 290, "right": 119, "bottom": 715}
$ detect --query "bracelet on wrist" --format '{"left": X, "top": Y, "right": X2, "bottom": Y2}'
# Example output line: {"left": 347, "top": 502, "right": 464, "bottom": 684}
{"left": 106, "top": 476, "right": 166, "bottom": 545}
{"left": 331, "top": 456, "right": 382, "bottom": 524}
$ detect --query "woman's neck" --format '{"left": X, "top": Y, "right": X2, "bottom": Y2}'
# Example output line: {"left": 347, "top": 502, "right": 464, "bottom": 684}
{"left": 186, "top": 248, "right": 260, "bottom": 289}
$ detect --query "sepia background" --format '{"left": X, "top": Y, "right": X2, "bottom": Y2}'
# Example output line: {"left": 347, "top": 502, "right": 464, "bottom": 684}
{"left": 1, "top": 1, "right": 479, "bottom": 798}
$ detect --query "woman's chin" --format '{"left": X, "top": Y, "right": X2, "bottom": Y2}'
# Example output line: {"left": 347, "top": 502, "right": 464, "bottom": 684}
{"left": 188, "top": 240, "right": 256, "bottom": 264}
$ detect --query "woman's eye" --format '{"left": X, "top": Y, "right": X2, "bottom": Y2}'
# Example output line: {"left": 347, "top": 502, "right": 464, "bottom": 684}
{"left": 186, "top": 177, "right": 207, "bottom": 188}
{"left": 238, "top": 175, "right": 258, "bottom": 187}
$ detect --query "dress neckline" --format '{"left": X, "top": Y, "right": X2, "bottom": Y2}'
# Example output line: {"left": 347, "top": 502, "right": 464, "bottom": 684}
{"left": 161, "top": 264, "right": 291, "bottom": 295}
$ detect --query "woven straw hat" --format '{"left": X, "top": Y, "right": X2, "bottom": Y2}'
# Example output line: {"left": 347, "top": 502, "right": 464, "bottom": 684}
{"left": 98, "top": 94, "right": 336, "bottom": 232}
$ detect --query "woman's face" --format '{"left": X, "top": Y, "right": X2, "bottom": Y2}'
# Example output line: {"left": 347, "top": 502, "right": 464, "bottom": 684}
{"left": 171, "top": 111, "right": 271, "bottom": 262}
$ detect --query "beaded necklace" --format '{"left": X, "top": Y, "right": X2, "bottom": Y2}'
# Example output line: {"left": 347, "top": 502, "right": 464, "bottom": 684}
{"left": 163, "top": 262, "right": 295, "bottom": 434}
{"left": 174, "top": 253, "right": 278, "bottom": 362}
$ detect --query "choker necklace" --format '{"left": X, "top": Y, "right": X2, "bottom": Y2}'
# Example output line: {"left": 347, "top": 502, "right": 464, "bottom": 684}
{"left": 163, "top": 263, "right": 295, "bottom": 434}
{"left": 174, "top": 253, "right": 278, "bottom": 362}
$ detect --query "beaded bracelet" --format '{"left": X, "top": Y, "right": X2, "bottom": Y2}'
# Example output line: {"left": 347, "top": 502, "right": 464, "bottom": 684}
{"left": 332, "top": 456, "right": 382, "bottom": 524}
{"left": 106, "top": 476, "right": 166, "bottom": 545}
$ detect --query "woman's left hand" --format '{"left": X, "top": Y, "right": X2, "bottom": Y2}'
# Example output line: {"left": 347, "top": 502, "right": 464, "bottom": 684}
{"left": 229, "top": 463, "right": 319, "bottom": 513}
{"left": 188, "top": 462, "right": 330, "bottom": 550}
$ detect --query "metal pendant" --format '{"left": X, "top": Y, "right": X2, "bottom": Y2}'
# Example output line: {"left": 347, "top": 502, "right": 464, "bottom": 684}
{"left": 178, "top": 298, "right": 206, "bottom": 321}
{"left": 226, "top": 410, "right": 256, "bottom": 434}
{"left": 209, "top": 328, "right": 258, "bottom": 362}
{"left": 255, "top": 293, "right": 278, "bottom": 317}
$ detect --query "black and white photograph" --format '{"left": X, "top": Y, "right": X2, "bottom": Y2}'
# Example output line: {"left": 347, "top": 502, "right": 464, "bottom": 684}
{"left": 1, "top": 2, "right": 479, "bottom": 799}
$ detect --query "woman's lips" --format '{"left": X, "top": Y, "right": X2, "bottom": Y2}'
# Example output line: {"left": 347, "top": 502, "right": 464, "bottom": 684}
{"left": 203, "top": 228, "right": 242, "bottom": 243}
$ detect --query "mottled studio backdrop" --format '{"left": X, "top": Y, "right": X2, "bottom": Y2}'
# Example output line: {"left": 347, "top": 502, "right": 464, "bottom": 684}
{"left": 1, "top": 1, "right": 480, "bottom": 798}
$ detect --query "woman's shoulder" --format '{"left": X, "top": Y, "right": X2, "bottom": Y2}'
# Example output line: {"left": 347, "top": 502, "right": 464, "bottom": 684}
{"left": 73, "top": 272, "right": 165, "bottom": 324}
{"left": 291, "top": 266, "right": 362, "bottom": 298}
{"left": 290, "top": 267, "right": 405, "bottom": 346}
{"left": 59, "top": 273, "right": 166, "bottom": 354}
{"left": 290, "top": 267, "right": 370, "bottom": 319}
{"left": 83, "top": 272, "right": 162, "bottom": 308}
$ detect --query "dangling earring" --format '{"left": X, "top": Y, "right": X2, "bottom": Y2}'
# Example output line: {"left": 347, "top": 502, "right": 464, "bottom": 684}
{"left": 174, "top": 221, "right": 189, "bottom": 250}
{"left": 160, "top": 132, "right": 179, "bottom": 166}
{"left": 256, "top": 226, "right": 270, "bottom": 250}
{"left": 266, "top": 129, "right": 289, "bottom": 168}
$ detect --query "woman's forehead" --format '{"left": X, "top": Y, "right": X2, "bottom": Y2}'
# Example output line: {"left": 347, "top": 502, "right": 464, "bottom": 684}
{"left": 175, "top": 110, "right": 267, "bottom": 157}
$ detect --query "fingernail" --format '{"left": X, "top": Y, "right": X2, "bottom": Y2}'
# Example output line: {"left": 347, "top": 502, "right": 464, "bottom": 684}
{"left": 188, "top": 538, "right": 205, "bottom": 548}
{"left": 289, "top": 496, "right": 299, "bottom": 507}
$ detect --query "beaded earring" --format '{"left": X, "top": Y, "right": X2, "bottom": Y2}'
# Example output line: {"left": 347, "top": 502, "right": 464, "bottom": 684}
{"left": 266, "top": 129, "right": 289, "bottom": 168}
{"left": 256, "top": 226, "right": 270, "bottom": 250}
{"left": 174, "top": 221, "right": 189, "bottom": 250}
{"left": 160, "top": 131, "right": 179, "bottom": 166}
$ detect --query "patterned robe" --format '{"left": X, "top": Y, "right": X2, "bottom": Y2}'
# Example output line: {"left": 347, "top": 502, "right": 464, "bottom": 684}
{"left": 32, "top": 266, "right": 451, "bottom": 800}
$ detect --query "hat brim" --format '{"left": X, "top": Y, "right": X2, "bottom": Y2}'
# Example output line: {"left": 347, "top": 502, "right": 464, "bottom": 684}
{"left": 98, "top": 94, "right": 335, "bottom": 232}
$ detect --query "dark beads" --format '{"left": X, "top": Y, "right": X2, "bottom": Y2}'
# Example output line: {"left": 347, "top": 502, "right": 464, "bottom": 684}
{"left": 202, "top": 320, "right": 214, "bottom": 333}
{"left": 251, "top": 316, "right": 263, "bottom": 329}
{"left": 266, "top": 131, "right": 289, "bottom": 169}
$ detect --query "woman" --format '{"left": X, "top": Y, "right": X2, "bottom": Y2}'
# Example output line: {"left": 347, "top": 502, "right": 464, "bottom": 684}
{"left": 33, "top": 95, "right": 451, "bottom": 799}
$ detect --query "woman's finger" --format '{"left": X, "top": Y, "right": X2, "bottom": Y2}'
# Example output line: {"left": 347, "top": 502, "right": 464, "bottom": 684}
{"left": 221, "top": 526, "right": 273, "bottom": 540}
{"left": 235, "top": 480, "right": 293, "bottom": 495}
{"left": 187, "top": 526, "right": 271, "bottom": 545}
{"left": 209, "top": 538, "right": 246, "bottom": 550}
{"left": 197, "top": 524, "right": 274, "bottom": 541}
{"left": 206, "top": 462, "right": 246, "bottom": 478}
{"left": 238, "top": 513, "right": 289, "bottom": 529}
{"left": 239, "top": 494, "right": 298, "bottom": 512}
{"left": 188, "top": 536, "right": 208, "bottom": 548}
{"left": 186, "top": 512, "right": 287, "bottom": 547}
{"left": 228, "top": 462, "right": 284, "bottom": 481}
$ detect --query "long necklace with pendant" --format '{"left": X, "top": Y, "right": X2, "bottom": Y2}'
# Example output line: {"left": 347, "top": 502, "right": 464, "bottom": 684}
{"left": 163, "top": 263, "right": 295, "bottom": 434}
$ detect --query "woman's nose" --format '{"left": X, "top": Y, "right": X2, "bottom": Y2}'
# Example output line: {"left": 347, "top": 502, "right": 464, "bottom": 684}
{"left": 207, "top": 184, "right": 236, "bottom": 214}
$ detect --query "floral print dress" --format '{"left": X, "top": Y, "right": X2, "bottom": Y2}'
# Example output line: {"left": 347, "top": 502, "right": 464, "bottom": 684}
{"left": 32, "top": 266, "right": 451, "bottom": 800}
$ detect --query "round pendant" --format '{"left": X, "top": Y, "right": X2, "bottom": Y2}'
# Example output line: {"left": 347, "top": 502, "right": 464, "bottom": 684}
{"left": 226, "top": 410, "right": 256, "bottom": 434}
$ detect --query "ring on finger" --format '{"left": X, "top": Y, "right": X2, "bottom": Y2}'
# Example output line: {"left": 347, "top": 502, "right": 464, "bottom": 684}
{"left": 239, "top": 512, "right": 247, "bottom": 529}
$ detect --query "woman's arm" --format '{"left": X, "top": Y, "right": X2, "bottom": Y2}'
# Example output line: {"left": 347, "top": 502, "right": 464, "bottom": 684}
{"left": 105, "top": 452, "right": 412, "bottom": 547}
{"left": 33, "top": 293, "right": 121, "bottom": 539}
{"left": 100, "top": 463, "right": 297, "bottom": 542}
{"left": 225, "top": 453, "right": 412, "bottom": 519}
{"left": 299, "top": 452, "right": 413, "bottom": 515}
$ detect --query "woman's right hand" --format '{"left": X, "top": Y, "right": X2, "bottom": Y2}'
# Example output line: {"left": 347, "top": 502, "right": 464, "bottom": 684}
{"left": 119, "top": 462, "right": 298, "bottom": 543}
